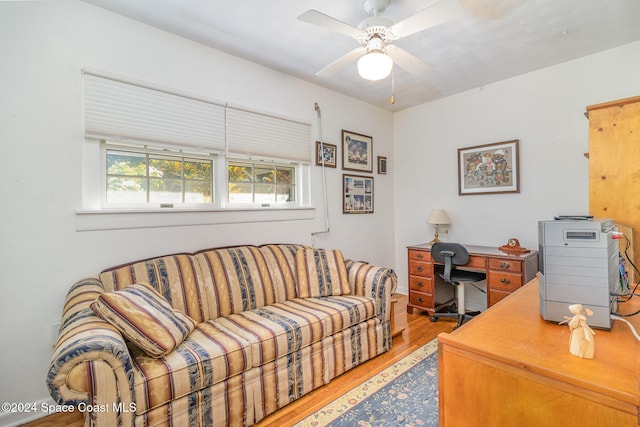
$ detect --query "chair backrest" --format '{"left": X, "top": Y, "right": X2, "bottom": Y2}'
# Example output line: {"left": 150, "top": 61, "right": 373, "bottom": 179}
{"left": 431, "top": 243, "right": 470, "bottom": 284}
{"left": 430, "top": 243, "right": 470, "bottom": 266}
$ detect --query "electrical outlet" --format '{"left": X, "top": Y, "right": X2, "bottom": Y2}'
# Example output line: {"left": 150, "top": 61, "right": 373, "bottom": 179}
{"left": 50, "top": 321, "right": 61, "bottom": 347}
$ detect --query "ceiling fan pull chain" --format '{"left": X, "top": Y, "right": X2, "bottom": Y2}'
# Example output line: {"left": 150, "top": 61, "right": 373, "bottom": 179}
{"left": 390, "top": 66, "right": 395, "bottom": 105}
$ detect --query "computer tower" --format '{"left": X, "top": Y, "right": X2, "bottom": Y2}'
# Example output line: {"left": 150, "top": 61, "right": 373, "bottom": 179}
{"left": 538, "top": 218, "right": 617, "bottom": 329}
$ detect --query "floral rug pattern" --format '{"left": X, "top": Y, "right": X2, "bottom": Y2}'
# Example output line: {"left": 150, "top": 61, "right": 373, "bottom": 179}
{"left": 294, "top": 339, "right": 439, "bottom": 427}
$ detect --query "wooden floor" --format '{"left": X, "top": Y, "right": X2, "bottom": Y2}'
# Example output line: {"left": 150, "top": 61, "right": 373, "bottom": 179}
{"left": 24, "top": 295, "right": 454, "bottom": 427}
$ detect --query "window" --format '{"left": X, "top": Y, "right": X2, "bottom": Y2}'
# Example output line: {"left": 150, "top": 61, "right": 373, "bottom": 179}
{"left": 82, "top": 70, "right": 312, "bottom": 217}
{"left": 105, "top": 145, "right": 214, "bottom": 206}
{"left": 228, "top": 161, "right": 296, "bottom": 206}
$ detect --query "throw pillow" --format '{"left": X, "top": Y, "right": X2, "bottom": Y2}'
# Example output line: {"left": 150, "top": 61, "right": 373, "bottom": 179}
{"left": 296, "top": 248, "right": 350, "bottom": 298}
{"left": 91, "top": 284, "right": 196, "bottom": 358}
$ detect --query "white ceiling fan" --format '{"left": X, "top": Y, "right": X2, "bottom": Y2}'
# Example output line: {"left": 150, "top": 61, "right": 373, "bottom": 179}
{"left": 298, "top": 0, "right": 466, "bottom": 81}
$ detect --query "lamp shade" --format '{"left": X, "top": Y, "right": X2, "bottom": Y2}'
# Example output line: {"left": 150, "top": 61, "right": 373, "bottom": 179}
{"left": 427, "top": 209, "right": 451, "bottom": 225}
{"left": 357, "top": 51, "right": 393, "bottom": 81}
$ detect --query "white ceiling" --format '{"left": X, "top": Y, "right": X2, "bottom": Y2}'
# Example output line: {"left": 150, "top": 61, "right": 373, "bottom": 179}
{"left": 82, "top": 0, "right": 640, "bottom": 111}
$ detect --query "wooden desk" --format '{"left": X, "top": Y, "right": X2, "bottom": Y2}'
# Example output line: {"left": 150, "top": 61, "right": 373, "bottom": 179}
{"left": 406, "top": 243, "right": 538, "bottom": 315}
{"left": 438, "top": 278, "right": 640, "bottom": 426}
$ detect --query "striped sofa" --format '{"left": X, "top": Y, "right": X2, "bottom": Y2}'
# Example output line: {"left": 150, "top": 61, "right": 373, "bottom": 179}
{"left": 47, "top": 244, "right": 396, "bottom": 427}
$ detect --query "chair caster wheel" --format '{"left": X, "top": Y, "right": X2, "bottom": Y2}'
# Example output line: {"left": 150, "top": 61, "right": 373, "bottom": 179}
{"left": 430, "top": 316, "right": 438, "bottom": 322}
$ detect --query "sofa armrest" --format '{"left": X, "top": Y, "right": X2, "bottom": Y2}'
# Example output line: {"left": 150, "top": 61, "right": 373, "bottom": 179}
{"left": 345, "top": 260, "right": 397, "bottom": 322}
{"left": 47, "top": 277, "right": 136, "bottom": 425}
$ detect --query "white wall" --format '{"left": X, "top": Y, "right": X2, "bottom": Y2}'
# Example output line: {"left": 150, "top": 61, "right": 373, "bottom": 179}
{"left": 393, "top": 40, "right": 640, "bottom": 294}
{"left": 0, "top": 1, "right": 394, "bottom": 425}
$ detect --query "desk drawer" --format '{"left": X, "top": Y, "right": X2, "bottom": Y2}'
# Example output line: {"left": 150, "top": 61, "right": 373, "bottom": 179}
{"left": 409, "top": 276, "right": 433, "bottom": 294}
{"left": 408, "top": 250, "right": 431, "bottom": 262}
{"left": 408, "top": 290, "right": 434, "bottom": 309}
{"left": 409, "top": 260, "right": 432, "bottom": 277}
{"left": 489, "top": 271, "right": 522, "bottom": 293}
{"left": 489, "top": 258, "right": 523, "bottom": 273}
{"left": 466, "top": 255, "right": 487, "bottom": 270}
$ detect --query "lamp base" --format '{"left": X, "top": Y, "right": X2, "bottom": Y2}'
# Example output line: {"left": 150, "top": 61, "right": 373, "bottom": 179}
{"left": 428, "top": 225, "right": 447, "bottom": 245}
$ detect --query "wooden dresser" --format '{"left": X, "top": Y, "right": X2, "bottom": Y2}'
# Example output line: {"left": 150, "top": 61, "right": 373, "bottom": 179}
{"left": 438, "top": 278, "right": 640, "bottom": 426}
{"left": 407, "top": 243, "right": 538, "bottom": 315}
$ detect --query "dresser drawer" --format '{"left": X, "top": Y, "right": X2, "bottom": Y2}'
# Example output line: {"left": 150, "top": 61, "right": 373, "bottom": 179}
{"left": 409, "top": 276, "right": 433, "bottom": 294}
{"left": 408, "top": 290, "right": 434, "bottom": 309}
{"left": 489, "top": 258, "right": 523, "bottom": 273}
{"left": 409, "top": 260, "right": 432, "bottom": 277}
{"left": 489, "top": 271, "right": 522, "bottom": 293}
{"left": 408, "top": 249, "right": 431, "bottom": 262}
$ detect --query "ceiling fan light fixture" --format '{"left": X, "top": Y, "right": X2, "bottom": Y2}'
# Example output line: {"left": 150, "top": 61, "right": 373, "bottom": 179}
{"left": 357, "top": 50, "right": 393, "bottom": 81}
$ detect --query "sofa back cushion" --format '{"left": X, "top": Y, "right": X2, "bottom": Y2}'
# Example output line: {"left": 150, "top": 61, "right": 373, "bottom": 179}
{"left": 195, "top": 246, "right": 275, "bottom": 319}
{"left": 99, "top": 254, "right": 211, "bottom": 323}
{"left": 296, "top": 248, "right": 350, "bottom": 298}
{"left": 259, "top": 244, "right": 307, "bottom": 302}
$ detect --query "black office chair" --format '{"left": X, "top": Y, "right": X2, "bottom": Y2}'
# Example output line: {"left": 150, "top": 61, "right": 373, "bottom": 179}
{"left": 430, "top": 242, "right": 486, "bottom": 328}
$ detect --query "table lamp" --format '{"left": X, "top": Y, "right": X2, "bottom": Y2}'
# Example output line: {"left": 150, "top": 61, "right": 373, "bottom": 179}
{"left": 427, "top": 209, "right": 450, "bottom": 244}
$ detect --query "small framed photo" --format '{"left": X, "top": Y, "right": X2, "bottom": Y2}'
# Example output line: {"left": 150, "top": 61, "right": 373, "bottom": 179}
{"left": 315, "top": 141, "right": 337, "bottom": 168}
{"left": 343, "top": 174, "right": 374, "bottom": 214}
{"left": 458, "top": 139, "right": 520, "bottom": 195}
{"left": 377, "top": 156, "right": 387, "bottom": 174}
{"left": 342, "top": 130, "right": 373, "bottom": 173}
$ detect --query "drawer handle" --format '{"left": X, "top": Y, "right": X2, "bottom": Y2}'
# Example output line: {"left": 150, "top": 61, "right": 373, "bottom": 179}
{"left": 500, "top": 278, "right": 511, "bottom": 285}
{"left": 416, "top": 253, "right": 424, "bottom": 259}
{"left": 417, "top": 297, "right": 425, "bottom": 302}
{"left": 416, "top": 282, "right": 424, "bottom": 287}
{"left": 500, "top": 262, "right": 511, "bottom": 270}
{"left": 417, "top": 266, "right": 424, "bottom": 272}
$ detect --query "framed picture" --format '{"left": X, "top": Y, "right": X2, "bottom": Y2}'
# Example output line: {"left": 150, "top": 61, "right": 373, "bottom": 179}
{"left": 377, "top": 156, "right": 387, "bottom": 174}
{"left": 458, "top": 140, "right": 520, "bottom": 195}
{"left": 342, "top": 130, "right": 373, "bottom": 172}
{"left": 315, "top": 141, "right": 337, "bottom": 168}
{"left": 343, "top": 174, "right": 374, "bottom": 214}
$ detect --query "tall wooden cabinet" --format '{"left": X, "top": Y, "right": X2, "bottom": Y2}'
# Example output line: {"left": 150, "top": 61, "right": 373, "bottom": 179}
{"left": 587, "top": 96, "right": 640, "bottom": 275}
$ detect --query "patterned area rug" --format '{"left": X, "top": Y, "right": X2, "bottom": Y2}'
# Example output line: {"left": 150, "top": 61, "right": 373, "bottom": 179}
{"left": 294, "top": 339, "right": 439, "bottom": 426}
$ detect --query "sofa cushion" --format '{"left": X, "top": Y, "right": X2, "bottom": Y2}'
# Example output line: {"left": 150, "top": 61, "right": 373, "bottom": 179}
{"left": 99, "top": 254, "right": 211, "bottom": 323}
{"left": 259, "top": 244, "right": 307, "bottom": 302}
{"left": 214, "top": 295, "right": 376, "bottom": 365}
{"left": 195, "top": 246, "right": 275, "bottom": 319}
{"left": 280, "top": 295, "right": 377, "bottom": 337}
{"left": 91, "top": 284, "right": 196, "bottom": 358}
{"left": 296, "top": 248, "right": 350, "bottom": 298}
{"left": 130, "top": 320, "right": 253, "bottom": 414}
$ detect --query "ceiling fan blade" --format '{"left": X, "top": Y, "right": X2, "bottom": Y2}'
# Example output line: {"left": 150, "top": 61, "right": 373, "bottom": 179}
{"left": 387, "top": 46, "right": 431, "bottom": 76}
{"left": 316, "top": 47, "right": 366, "bottom": 77}
{"left": 390, "top": 0, "right": 466, "bottom": 39}
{"left": 298, "top": 10, "right": 362, "bottom": 38}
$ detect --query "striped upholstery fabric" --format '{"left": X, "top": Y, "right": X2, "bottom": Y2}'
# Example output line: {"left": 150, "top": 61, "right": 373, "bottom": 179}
{"left": 345, "top": 260, "right": 397, "bottom": 322}
{"left": 325, "top": 318, "right": 387, "bottom": 379}
{"left": 133, "top": 369, "right": 257, "bottom": 427}
{"left": 196, "top": 246, "right": 274, "bottom": 319}
{"left": 47, "top": 277, "right": 136, "bottom": 426}
{"left": 99, "top": 254, "right": 211, "bottom": 323}
{"left": 253, "top": 340, "right": 328, "bottom": 422}
{"left": 48, "top": 245, "right": 398, "bottom": 427}
{"left": 130, "top": 321, "right": 252, "bottom": 414}
{"left": 259, "top": 244, "right": 306, "bottom": 302}
{"left": 214, "top": 295, "right": 375, "bottom": 366}
{"left": 296, "top": 248, "right": 350, "bottom": 298}
{"left": 91, "top": 284, "right": 196, "bottom": 358}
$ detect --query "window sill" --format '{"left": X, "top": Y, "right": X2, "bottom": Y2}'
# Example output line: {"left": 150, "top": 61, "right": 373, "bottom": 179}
{"left": 76, "top": 207, "right": 315, "bottom": 231}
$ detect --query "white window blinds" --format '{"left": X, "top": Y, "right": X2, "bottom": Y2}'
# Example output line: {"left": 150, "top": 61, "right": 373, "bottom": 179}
{"left": 83, "top": 71, "right": 226, "bottom": 151}
{"left": 83, "top": 70, "right": 311, "bottom": 162}
{"left": 226, "top": 107, "right": 311, "bottom": 162}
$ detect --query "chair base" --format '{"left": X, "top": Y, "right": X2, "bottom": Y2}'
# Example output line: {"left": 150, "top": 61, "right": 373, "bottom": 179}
{"left": 430, "top": 310, "right": 481, "bottom": 329}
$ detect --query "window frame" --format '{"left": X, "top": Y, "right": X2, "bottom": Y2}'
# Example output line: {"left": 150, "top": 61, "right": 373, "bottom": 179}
{"left": 102, "top": 142, "right": 219, "bottom": 209}
{"left": 79, "top": 70, "right": 314, "bottom": 230}
{"left": 226, "top": 159, "right": 299, "bottom": 208}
